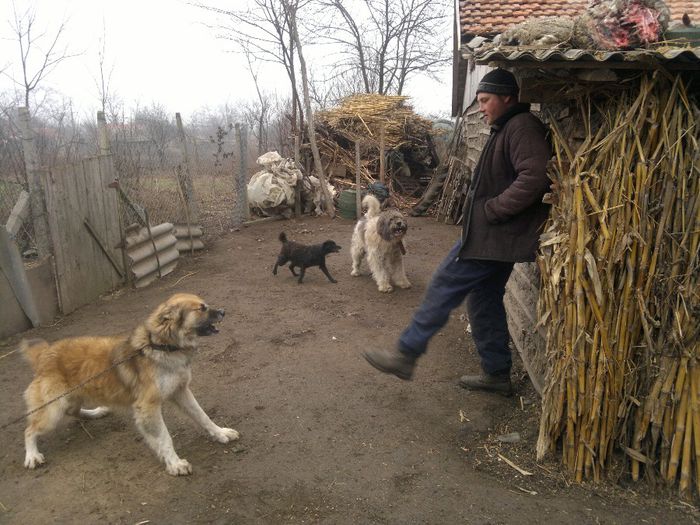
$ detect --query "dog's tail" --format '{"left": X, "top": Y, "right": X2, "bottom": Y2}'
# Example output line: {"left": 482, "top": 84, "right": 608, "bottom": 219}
{"left": 20, "top": 338, "right": 51, "bottom": 374}
{"left": 279, "top": 232, "right": 287, "bottom": 243}
{"left": 362, "top": 194, "right": 381, "bottom": 218}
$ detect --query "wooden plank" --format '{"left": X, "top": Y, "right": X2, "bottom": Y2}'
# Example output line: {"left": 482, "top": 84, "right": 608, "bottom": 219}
{"left": 81, "top": 158, "right": 104, "bottom": 293}
{"left": 73, "top": 161, "right": 93, "bottom": 309}
{"left": 87, "top": 157, "right": 116, "bottom": 292}
{"left": 92, "top": 156, "right": 117, "bottom": 288}
{"left": 76, "top": 159, "right": 102, "bottom": 304}
{"left": 64, "top": 161, "right": 92, "bottom": 313}
{"left": 99, "top": 154, "right": 123, "bottom": 288}
{"left": 85, "top": 157, "right": 115, "bottom": 290}
{"left": 41, "top": 168, "right": 67, "bottom": 313}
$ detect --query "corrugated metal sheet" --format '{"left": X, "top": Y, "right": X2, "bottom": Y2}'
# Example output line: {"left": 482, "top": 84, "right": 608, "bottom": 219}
{"left": 470, "top": 46, "right": 700, "bottom": 67}
{"left": 125, "top": 223, "right": 179, "bottom": 288}
{"left": 173, "top": 224, "right": 204, "bottom": 253}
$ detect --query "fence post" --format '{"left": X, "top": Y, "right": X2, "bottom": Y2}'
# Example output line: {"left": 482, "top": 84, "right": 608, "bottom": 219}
{"left": 175, "top": 113, "right": 199, "bottom": 223}
{"left": 355, "top": 141, "right": 362, "bottom": 219}
{"left": 97, "top": 111, "right": 110, "bottom": 156}
{"left": 379, "top": 124, "right": 386, "bottom": 184}
{"left": 17, "top": 107, "right": 51, "bottom": 259}
{"left": 294, "top": 131, "right": 301, "bottom": 218}
{"left": 232, "top": 123, "right": 249, "bottom": 227}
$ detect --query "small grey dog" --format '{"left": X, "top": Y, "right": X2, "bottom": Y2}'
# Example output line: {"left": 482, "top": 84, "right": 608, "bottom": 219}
{"left": 273, "top": 232, "right": 341, "bottom": 284}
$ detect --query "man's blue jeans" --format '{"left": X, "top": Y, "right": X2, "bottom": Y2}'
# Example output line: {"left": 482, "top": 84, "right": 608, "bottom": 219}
{"left": 398, "top": 241, "right": 514, "bottom": 376}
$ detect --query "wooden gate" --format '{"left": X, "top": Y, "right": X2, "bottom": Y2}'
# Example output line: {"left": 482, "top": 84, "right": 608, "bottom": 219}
{"left": 41, "top": 155, "right": 122, "bottom": 314}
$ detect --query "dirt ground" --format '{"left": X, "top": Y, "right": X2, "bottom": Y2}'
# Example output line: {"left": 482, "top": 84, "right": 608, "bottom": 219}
{"left": 0, "top": 216, "right": 697, "bottom": 524}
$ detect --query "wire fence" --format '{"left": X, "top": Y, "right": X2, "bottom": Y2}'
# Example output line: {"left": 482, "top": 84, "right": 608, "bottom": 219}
{"left": 0, "top": 117, "right": 252, "bottom": 255}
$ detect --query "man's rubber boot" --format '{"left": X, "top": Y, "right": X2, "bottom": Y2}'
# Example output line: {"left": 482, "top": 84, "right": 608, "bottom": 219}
{"left": 459, "top": 373, "right": 512, "bottom": 396}
{"left": 363, "top": 348, "right": 416, "bottom": 380}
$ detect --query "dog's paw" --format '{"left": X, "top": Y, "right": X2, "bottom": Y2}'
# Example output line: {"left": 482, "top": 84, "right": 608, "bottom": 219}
{"left": 166, "top": 458, "right": 193, "bottom": 476}
{"left": 378, "top": 284, "right": 394, "bottom": 293}
{"left": 396, "top": 280, "right": 412, "bottom": 289}
{"left": 351, "top": 269, "right": 361, "bottom": 277}
{"left": 211, "top": 427, "right": 240, "bottom": 443}
{"left": 80, "top": 407, "right": 111, "bottom": 419}
{"left": 24, "top": 452, "right": 45, "bottom": 469}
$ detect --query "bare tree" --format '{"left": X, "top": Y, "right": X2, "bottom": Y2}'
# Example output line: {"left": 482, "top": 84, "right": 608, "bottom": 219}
{"left": 94, "top": 19, "right": 115, "bottom": 115}
{"left": 133, "top": 104, "right": 175, "bottom": 169}
{"left": 0, "top": 94, "right": 25, "bottom": 184}
{"left": 319, "top": 0, "right": 451, "bottom": 95}
{"left": 242, "top": 48, "right": 272, "bottom": 156}
{"left": 194, "top": 0, "right": 305, "bottom": 161}
{"left": 4, "top": 1, "right": 78, "bottom": 111}
{"left": 281, "top": 0, "right": 334, "bottom": 217}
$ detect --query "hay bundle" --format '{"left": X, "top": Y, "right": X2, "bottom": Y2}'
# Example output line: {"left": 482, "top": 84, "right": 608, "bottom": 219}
{"left": 314, "top": 94, "right": 436, "bottom": 208}
{"left": 536, "top": 72, "right": 699, "bottom": 498}
{"left": 316, "top": 93, "right": 433, "bottom": 150}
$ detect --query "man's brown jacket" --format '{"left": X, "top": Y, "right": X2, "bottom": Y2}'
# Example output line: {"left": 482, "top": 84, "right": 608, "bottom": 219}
{"left": 459, "top": 103, "right": 551, "bottom": 262}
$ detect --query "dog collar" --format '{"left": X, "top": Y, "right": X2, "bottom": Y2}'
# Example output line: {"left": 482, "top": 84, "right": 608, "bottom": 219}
{"left": 147, "top": 339, "right": 181, "bottom": 353}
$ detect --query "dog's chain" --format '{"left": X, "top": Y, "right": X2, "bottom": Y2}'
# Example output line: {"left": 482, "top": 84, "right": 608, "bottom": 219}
{"left": 0, "top": 349, "right": 142, "bottom": 433}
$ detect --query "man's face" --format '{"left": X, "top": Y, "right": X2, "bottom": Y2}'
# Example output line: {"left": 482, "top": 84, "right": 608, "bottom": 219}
{"left": 477, "top": 93, "right": 515, "bottom": 125}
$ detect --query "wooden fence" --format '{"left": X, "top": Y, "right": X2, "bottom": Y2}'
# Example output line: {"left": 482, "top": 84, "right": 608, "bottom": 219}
{"left": 41, "top": 155, "right": 122, "bottom": 314}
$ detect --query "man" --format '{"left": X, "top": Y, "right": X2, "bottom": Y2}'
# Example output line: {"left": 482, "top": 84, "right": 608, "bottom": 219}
{"left": 363, "top": 68, "right": 551, "bottom": 395}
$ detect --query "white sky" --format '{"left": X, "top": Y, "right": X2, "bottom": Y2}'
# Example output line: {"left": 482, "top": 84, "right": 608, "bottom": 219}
{"left": 0, "top": 0, "right": 453, "bottom": 121}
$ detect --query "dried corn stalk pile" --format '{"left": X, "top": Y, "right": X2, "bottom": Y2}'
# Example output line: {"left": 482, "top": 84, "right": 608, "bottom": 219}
{"left": 536, "top": 72, "right": 700, "bottom": 498}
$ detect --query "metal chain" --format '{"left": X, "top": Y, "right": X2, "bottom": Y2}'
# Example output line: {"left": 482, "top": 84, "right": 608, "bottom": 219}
{"left": 0, "top": 349, "right": 142, "bottom": 433}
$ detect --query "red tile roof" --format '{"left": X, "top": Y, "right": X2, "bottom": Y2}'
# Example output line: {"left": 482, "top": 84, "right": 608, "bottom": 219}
{"left": 665, "top": 1, "right": 700, "bottom": 24}
{"left": 459, "top": 0, "right": 587, "bottom": 35}
{"left": 459, "top": 0, "right": 700, "bottom": 37}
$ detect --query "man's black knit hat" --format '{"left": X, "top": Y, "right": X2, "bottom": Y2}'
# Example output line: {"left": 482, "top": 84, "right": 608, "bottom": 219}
{"left": 476, "top": 69, "right": 519, "bottom": 96}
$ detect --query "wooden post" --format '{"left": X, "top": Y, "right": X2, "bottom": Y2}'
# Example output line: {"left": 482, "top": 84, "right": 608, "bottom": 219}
{"left": 175, "top": 113, "right": 199, "bottom": 223}
{"left": 233, "top": 123, "right": 250, "bottom": 227}
{"left": 99, "top": 114, "right": 131, "bottom": 287}
{"left": 97, "top": 111, "right": 110, "bottom": 156}
{"left": 294, "top": 130, "right": 302, "bottom": 218}
{"left": 355, "top": 141, "right": 362, "bottom": 219}
{"left": 17, "top": 107, "right": 51, "bottom": 259}
{"left": 379, "top": 124, "right": 386, "bottom": 184}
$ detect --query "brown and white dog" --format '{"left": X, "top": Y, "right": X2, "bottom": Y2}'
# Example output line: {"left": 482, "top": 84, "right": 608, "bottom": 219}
{"left": 21, "top": 293, "right": 239, "bottom": 476}
{"left": 350, "top": 194, "right": 411, "bottom": 293}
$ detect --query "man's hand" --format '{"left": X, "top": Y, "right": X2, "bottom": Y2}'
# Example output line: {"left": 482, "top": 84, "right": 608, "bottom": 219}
{"left": 543, "top": 181, "right": 559, "bottom": 205}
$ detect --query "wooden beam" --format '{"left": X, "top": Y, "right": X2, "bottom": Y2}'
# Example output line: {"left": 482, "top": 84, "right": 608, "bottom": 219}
{"left": 83, "top": 218, "right": 124, "bottom": 278}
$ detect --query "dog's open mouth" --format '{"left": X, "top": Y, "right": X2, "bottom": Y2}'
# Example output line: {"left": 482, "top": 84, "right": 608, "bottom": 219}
{"left": 196, "top": 309, "right": 225, "bottom": 336}
{"left": 196, "top": 322, "right": 220, "bottom": 336}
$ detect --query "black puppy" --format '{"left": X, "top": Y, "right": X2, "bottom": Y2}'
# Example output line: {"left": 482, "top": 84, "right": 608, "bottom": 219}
{"left": 273, "top": 232, "right": 341, "bottom": 284}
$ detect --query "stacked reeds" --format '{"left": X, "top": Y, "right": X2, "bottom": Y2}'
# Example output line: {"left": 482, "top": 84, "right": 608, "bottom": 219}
{"left": 536, "top": 72, "right": 700, "bottom": 498}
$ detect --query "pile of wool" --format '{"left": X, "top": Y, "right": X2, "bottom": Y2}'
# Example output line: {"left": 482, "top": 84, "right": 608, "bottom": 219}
{"left": 494, "top": 0, "right": 672, "bottom": 50}
{"left": 576, "top": 0, "right": 671, "bottom": 49}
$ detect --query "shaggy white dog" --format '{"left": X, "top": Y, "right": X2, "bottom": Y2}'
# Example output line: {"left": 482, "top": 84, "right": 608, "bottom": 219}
{"left": 350, "top": 194, "right": 410, "bottom": 293}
